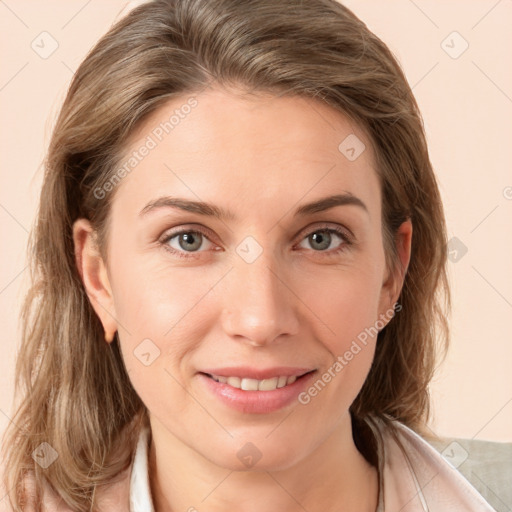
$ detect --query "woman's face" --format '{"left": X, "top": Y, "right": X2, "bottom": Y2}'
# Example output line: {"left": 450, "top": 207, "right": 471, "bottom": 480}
{"left": 77, "top": 87, "right": 410, "bottom": 470}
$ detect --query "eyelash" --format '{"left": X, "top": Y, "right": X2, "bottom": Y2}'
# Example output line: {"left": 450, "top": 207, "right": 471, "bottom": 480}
{"left": 159, "top": 224, "right": 354, "bottom": 260}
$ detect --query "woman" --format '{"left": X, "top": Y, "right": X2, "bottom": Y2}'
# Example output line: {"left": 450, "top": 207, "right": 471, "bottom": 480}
{"left": 0, "top": 0, "right": 496, "bottom": 510}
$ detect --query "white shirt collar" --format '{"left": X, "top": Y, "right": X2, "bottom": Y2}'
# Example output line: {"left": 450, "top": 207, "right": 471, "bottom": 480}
{"left": 129, "top": 425, "right": 155, "bottom": 512}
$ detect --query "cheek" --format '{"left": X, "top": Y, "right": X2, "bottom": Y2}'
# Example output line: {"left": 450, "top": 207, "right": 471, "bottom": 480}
{"left": 108, "top": 246, "right": 226, "bottom": 379}
{"left": 305, "top": 262, "right": 384, "bottom": 351}
{"left": 294, "top": 271, "right": 383, "bottom": 419}
{"left": 109, "top": 260, "right": 218, "bottom": 424}
{"left": 297, "top": 255, "right": 385, "bottom": 397}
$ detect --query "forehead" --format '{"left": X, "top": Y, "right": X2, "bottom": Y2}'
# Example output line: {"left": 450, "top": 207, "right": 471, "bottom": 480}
{"left": 111, "top": 87, "right": 380, "bottom": 222}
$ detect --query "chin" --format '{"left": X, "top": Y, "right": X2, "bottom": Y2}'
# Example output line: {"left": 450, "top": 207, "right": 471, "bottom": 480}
{"left": 203, "top": 437, "right": 309, "bottom": 473}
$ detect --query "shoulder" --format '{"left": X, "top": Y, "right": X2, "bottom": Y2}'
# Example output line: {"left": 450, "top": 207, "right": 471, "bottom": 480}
{"left": 381, "top": 421, "right": 504, "bottom": 512}
{"left": 371, "top": 417, "right": 499, "bottom": 511}
{"left": 0, "top": 460, "right": 133, "bottom": 512}
{"left": 426, "top": 434, "right": 512, "bottom": 511}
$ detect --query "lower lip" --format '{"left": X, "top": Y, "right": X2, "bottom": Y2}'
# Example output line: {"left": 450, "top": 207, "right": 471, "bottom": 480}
{"left": 198, "top": 371, "right": 317, "bottom": 414}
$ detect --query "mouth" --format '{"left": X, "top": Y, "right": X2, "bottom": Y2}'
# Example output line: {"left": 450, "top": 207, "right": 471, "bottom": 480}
{"left": 197, "top": 368, "right": 317, "bottom": 414}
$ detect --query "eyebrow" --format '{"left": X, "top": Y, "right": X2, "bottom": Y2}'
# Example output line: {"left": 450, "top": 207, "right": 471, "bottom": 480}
{"left": 139, "top": 193, "right": 368, "bottom": 220}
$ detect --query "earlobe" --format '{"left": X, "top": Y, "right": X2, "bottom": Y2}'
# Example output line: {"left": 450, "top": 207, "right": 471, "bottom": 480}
{"left": 72, "top": 218, "right": 117, "bottom": 343}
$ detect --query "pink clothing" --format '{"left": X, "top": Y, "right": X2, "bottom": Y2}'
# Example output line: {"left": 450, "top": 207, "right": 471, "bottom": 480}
{"left": 0, "top": 417, "right": 495, "bottom": 511}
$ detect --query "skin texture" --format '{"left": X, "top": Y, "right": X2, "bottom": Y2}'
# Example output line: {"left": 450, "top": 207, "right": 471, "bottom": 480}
{"left": 73, "top": 87, "right": 412, "bottom": 512}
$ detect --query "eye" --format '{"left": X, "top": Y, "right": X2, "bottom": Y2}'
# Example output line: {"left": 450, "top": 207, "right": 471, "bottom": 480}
{"left": 160, "top": 228, "right": 216, "bottom": 258}
{"left": 296, "top": 226, "right": 351, "bottom": 255}
{"left": 159, "top": 224, "right": 353, "bottom": 259}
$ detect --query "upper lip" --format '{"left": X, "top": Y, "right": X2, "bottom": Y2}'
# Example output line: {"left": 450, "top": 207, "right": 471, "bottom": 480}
{"left": 200, "top": 366, "right": 315, "bottom": 380}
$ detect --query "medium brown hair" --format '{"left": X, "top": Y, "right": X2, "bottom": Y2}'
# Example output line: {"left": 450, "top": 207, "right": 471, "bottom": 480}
{"left": 1, "top": 0, "right": 450, "bottom": 509}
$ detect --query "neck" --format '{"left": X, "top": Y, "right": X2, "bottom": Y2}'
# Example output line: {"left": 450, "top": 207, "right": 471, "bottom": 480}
{"left": 148, "top": 413, "right": 379, "bottom": 512}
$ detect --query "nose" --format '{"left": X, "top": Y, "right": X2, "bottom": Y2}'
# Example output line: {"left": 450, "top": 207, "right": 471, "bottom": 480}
{"left": 220, "top": 251, "right": 300, "bottom": 347}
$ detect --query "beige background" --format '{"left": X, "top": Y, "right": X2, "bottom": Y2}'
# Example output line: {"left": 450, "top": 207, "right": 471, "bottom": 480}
{"left": 1, "top": 1, "right": 511, "bottom": 443}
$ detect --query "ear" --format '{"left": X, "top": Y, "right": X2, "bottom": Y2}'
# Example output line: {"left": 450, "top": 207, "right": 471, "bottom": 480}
{"left": 378, "top": 219, "right": 412, "bottom": 319}
{"left": 72, "top": 218, "right": 118, "bottom": 343}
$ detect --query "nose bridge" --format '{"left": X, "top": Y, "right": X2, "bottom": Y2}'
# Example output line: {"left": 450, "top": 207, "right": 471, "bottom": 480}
{"left": 220, "top": 246, "right": 299, "bottom": 345}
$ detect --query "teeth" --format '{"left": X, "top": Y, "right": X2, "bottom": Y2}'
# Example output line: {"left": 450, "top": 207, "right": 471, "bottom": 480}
{"left": 258, "top": 377, "right": 278, "bottom": 391}
{"left": 227, "top": 376, "right": 240, "bottom": 388}
{"left": 277, "top": 376, "right": 288, "bottom": 388}
{"left": 241, "top": 378, "right": 259, "bottom": 391}
{"left": 210, "top": 374, "right": 300, "bottom": 391}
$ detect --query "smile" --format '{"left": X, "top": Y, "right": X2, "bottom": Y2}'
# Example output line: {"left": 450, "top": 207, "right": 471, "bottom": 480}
{"left": 198, "top": 369, "right": 317, "bottom": 413}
